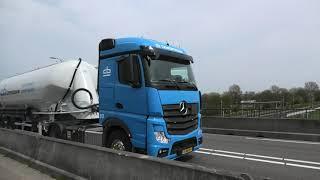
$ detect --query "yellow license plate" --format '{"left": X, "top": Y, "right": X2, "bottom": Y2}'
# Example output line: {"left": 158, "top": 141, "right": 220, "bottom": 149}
{"left": 182, "top": 147, "right": 193, "bottom": 154}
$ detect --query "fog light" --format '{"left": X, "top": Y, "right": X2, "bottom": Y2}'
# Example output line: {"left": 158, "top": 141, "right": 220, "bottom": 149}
{"left": 157, "top": 148, "right": 169, "bottom": 157}
{"left": 154, "top": 131, "right": 170, "bottom": 144}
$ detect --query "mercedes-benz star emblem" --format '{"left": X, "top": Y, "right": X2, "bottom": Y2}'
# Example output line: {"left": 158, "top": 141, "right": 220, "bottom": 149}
{"left": 179, "top": 101, "right": 188, "bottom": 115}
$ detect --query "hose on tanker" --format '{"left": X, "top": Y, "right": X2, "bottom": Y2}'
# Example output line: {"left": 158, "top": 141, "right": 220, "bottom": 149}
{"left": 55, "top": 58, "right": 99, "bottom": 112}
{"left": 71, "top": 88, "right": 99, "bottom": 112}
{"left": 55, "top": 58, "right": 83, "bottom": 112}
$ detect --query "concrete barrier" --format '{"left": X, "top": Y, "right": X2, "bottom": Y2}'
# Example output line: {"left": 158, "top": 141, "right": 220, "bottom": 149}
{"left": 0, "top": 128, "right": 245, "bottom": 180}
{"left": 202, "top": 116, "right": 320, "bottom": 141}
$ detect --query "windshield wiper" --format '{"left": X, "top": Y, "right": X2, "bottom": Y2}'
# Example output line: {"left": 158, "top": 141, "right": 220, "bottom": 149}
{"left": 156, "top": 79, "right": 181, "bottom": 90}
{"left": 177, "top": 81, "right": 198, "bottom": 90}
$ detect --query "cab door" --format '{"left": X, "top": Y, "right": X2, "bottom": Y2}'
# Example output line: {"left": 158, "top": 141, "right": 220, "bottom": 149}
{"left": 98, "top": 56, "right": 117, "bottom": 124}
{"left": 114, "top": 54, "right": 148, "bottom": 149}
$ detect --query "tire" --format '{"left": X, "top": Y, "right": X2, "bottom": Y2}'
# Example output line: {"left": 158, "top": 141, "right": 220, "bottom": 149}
{"left": 48, "top": 125, "right": 61, "bottom": 138}
{"left": 0, "top": 116, "right": 4, "bottom": 128}
{"left": 0, "top": 120, "right": 4, "bottom": 128}
{"left": 3, "top": 117, "right": 9, "bottom": 129}
{"left": 6, "top": 117, "right": 14, "bottom": 129}
{"left": 106, "top": 129, "right": 132, "bottom": 152}
{"left": 10, "top": 118, "right": 18, "bottom": 129}
{"left": 31, "top": 122, "right": 38, "bottom": 132}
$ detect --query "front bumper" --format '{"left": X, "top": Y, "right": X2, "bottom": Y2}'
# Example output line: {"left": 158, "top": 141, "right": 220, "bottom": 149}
{"left": 147, "top": 116, "right": 203, "bottom": 159}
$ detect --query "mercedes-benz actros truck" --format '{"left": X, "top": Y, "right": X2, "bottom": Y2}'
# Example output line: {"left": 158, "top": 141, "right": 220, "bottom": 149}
{"left": 0, "top": 37, "right": 203, "bottom": 159}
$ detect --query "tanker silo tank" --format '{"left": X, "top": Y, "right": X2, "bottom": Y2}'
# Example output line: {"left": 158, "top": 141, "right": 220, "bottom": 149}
{"left": 0, "top": 60, "right": 99, "bottom": 119}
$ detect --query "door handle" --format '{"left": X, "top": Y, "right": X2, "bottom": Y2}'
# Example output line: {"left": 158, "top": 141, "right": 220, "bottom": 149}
{"left": 115, "top": 103, "right": 124, "bottom": 109}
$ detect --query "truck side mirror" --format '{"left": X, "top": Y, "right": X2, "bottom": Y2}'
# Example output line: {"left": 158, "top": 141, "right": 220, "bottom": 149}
{"left": 140, "top": 45, "right": 159, "bottom": 59}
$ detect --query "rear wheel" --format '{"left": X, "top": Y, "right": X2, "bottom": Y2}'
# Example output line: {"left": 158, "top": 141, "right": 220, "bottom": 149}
{"left": 48, "top": 125, "right": 61, "bottom": 138}
{"left": 0, "top": 121, "right": 4, "bottom": 128}
{"left": 0, "top": 116, "right": 4, "bottom": 128}
{"left": 106, "top": 130, "right": 132, "bottom": 152}
{"left": 6, "top": 117, "right": 15, "bottom": 129}
{"left": 31, "top": 122, "right": 38, "bottom": 132}
{"left": 2, "top": 117, "right": 9, "bottom": 128}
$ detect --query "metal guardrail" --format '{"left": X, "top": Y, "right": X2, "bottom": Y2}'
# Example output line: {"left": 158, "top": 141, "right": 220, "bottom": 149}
{"left": 202, "top": 107, "right": 320, "bottom": 120}
{"left": 0, "top": 128, "right": 247, "bottom": 180}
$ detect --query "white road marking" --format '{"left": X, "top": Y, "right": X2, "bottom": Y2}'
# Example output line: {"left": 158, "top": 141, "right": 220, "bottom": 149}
{"left": 245, "top": 137, "right": 320, "bottom": 145}
{"left": 286, "top": 163, "right": 320, "bottom": 170}
{"left": 210, "top": 152, "right": 244, "bottom": 159}
{"left": 245, "top": 153, "right": 283, "bottom": 161}
{"left": 285, "top": 158, "right": 320, "bottom": 166}
{"left": 244, "top": 157, "right": 285, "bottom": 165}
{"left": 196, "top": 147, "right": 320, "bottom": 171}
{"left": 200, "top": 148, "right": 244, "bottom": 155}
{"left": 196, "top": 150, "right": 211, "bottom": 155}
{"left": 200, "top": 147, "right": 283, "bottom": 161}
{"left": 199, "top": 148, "right": 214, "bottom": 151}
{"left": 215, "top": 149, "right": 245, "bottom": 156}
{"left": 196, "top": 150, "right": 243, "bottom": 159}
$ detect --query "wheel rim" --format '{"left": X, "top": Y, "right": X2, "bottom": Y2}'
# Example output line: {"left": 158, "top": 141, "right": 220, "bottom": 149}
{"left": 111, "top": 139, "right": 126, "bottom": 151}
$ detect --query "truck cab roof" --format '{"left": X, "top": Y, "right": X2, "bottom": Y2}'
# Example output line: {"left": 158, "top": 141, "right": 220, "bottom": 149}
{"left": 99, "top": 37, "right": 192, "bottom": 62}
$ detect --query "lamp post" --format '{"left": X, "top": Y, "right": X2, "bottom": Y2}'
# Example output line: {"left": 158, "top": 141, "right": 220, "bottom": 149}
{"left": 220, "top": 100, "right": 224, "bottom": 117}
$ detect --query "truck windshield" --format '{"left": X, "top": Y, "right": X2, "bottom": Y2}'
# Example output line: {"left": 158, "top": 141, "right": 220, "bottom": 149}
{"left": 142, "top": 55, "right": 197, "bottom": 90}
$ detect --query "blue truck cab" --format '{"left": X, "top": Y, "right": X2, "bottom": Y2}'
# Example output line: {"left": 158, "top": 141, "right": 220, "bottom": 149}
{"left": 98, "top": 37, "right": 202, "bottom": 159}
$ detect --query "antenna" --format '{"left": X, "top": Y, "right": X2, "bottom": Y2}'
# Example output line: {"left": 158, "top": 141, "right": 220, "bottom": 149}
{"left": 50, "top": 57, "right": 64, "bottom": 63}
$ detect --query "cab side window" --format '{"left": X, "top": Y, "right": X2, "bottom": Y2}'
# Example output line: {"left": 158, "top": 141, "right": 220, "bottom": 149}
{"left": 118, "top": 57, "right": 131, "bottom": 85}
{"left": 118, "top": 55, "right": 141, "bottom": 86}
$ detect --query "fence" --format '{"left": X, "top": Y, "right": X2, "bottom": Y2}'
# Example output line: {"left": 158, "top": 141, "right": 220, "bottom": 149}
{"left": 202, "top": 107, "right": 320, "bottom": 120}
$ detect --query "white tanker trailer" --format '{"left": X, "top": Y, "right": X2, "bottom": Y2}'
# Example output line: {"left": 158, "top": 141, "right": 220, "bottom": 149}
{"left": 0, "top": 59, "right": 101, "bottom": 141}
{"left": 0, "top": 59, "right": 99, "bottom": 119}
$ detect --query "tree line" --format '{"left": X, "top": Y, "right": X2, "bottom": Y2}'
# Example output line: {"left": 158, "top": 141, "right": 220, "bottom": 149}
{"left": 202, "top": 81, "right": 320, "bottom": 109}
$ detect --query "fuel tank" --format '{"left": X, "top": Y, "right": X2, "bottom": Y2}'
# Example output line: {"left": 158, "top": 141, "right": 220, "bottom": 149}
{"left": 0, "top": 60, "right": 98, "bottom": 119}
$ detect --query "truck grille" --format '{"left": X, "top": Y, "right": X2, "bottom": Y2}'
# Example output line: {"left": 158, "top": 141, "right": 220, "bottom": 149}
{"left": 162, "top": 103, "right": 198, "bottom": 135}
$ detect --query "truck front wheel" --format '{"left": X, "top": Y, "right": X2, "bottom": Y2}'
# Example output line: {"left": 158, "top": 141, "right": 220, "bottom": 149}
{"left": 106, "top": 130, "right": 132, "bottom": 152}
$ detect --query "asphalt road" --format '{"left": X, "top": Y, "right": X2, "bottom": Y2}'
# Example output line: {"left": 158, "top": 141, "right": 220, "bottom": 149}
{"left": 0, "top": 153, "right": 54, "bottom": 180}
{"left": 180, "top": 133, "right": 320, "bottom": 180}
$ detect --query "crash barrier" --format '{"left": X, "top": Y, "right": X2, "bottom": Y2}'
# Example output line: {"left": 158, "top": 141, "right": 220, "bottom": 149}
{"left": 202, "top": 116, "right": 320, "bottom": 141}
{"left": 0, "top": 128, "right": 246, "bottom": 180}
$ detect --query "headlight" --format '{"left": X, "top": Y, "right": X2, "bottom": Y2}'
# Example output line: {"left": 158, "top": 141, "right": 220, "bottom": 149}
{"left": 154, "top": 131, "right": 170, "bottom": 144}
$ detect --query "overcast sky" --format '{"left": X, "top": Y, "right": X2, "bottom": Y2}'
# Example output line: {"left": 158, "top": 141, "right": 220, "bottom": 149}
{"left": 1, "top": 0, "right": 319, "bottom": 93}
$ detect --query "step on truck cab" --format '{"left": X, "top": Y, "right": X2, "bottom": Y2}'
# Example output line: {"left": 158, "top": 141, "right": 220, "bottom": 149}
{"left": 99, "top": 38, "right": 202, "bottom": 159}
